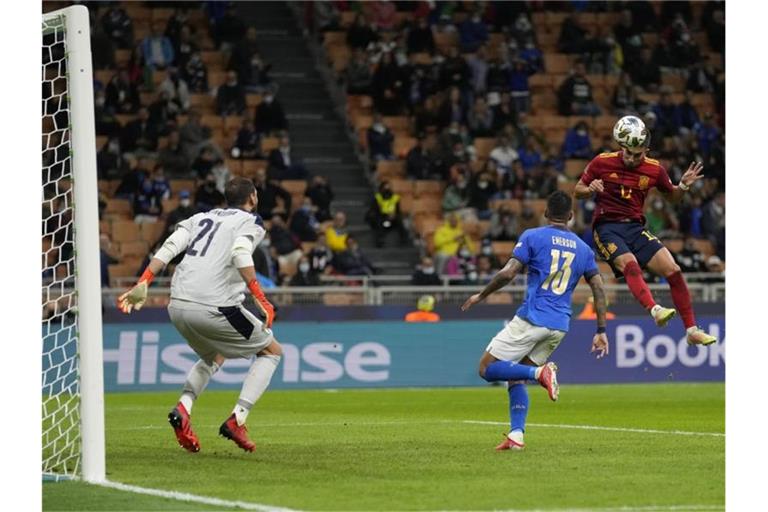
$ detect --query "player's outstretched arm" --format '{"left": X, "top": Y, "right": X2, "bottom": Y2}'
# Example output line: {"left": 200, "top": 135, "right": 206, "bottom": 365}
{"left": 587, "top": 273, "right": 609, "bottom": 359}
{"left": 461, "top": 257, "right": 523, "bottom": 311}
{"left": 118, "top": 225, "right": 193, "bottom": 314}
{"left": 663, "top": 161, "right": 705, "bottom": 203}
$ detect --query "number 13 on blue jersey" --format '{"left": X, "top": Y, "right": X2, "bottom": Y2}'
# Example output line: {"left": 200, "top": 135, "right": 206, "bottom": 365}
{"left": 541, "top": 249, "right": 575, "bottom": 295}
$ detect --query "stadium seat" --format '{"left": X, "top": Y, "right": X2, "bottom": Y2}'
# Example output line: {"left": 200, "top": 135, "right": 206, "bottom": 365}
{"left": 108, "top": 264, "right": 136, "bottom": 286}
{"left": 693, "top": 239, "right": 716, "bottom": 257}
{"left": 246, "top": 94, "right": 262, "bottom": 108}
{"left": 119, "top": 240, "right": 149, "bottom": 258}
{"left": 201, "top": 115, "right": 224, "bottom": 131}
{"left": 473, "top": 138, "right": 496, "bottom": 160}
{"left": 545, "top": 54, "right": 571, "bottom": 74}
{"left": 489, "top": 199, "right": 522, "bottom": 214}
{"left": 140, "top": 222, "right": 165, "bottom": 245}
{"left": 323, "top": 31, "right": 347, "bottom": 49}
{"left": 394, "top": 137, "right": 417, "bottom": 158}
{"left": 409, "top": 196, "right": 442, "bottom": 216}
{"left": 323, "top": 293, "right": 364, "bottom": 306}
{"left": 105, "top": 198, "right": 132, "bottom": 217}
{"left": 492, "top": 241, "right": 516, "bottom": 262}
{"left": 414, "top": 180, "right": 445, "bottom": 198}
{"left": 162, "top": 198, "right": 179, "bottom": 213}
{"left": 242, "top": 160, "right": 267, "bottom": 179}
{"left": 190, "top": 94, "right": 215, "bottom": 110}
{"left": 225, "top": 159, "right": 243, "bottom": 175}
{"left": 281, "top": 180, "right": 308, "bottom": 195}
{"left": 261, "top": 137, "right": 280, "bottom": 153}
{"left": 434, "top": 32, "right": 459, "bottom": 52}
{"left": 201, "top": 51, "right": 226, "bottom": 71}
{"left": 375, "top": 160, "right": 406, "bottom": 181}
{"left": 170, "top": 179, "right": 196, "bottom": 196}
{"left": 112, "top": 220, "right": 140, "bottom": 243}
{"left": 384, "top": 116, "right": 410, "bottom": 132}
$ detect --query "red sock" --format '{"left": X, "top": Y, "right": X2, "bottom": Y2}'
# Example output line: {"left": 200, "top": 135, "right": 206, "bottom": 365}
{"left": 667, "top": 271, "right": 696, "bottom": 329}
{"left": 622, "top": 261, "right": 656, "bottom": 311}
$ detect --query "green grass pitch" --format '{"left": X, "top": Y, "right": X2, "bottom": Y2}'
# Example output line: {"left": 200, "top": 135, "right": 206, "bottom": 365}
{"left": 43, "top": 383, "right": 724, "bottom": 511}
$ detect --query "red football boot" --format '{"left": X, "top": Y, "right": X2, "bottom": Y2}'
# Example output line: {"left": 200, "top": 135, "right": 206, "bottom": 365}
{"left": 495, "top": 433, "right": 525, "bottom": 451}
{"left": 168, "top": 403, "right": 200, "bottom": 453}
{"left": 219, "top": 414, "right": 256, "bottom": 452}
{"left": 537, "top": 362, "right": 559, "bottom": 401}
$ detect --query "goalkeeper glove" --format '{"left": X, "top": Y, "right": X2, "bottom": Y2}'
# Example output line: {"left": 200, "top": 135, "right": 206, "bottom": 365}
{"left": 117, "top": 269, "right": 154, "bottom": 314}
{"left": 248, "top": 278, "right": 275, "bottom": 329}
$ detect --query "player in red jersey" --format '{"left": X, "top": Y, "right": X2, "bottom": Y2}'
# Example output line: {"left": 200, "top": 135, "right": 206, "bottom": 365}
{"left": 573, "top": 116, "right": 717, "bottom": 346}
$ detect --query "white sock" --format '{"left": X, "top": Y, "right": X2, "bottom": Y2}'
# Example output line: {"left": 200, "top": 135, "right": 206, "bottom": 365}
{"left": 650, "top": 304, "right": 661, "bottom": 317}
{"left": 508, "top": 430, "right": 524, "bottom": 443}
{"left": 179, "top": 360, "right": 220, "bottom": 414}
{"left": 534, "top": 366, "right": 543, "bottom": 380}
{"left": 686, "top": 326, "right": 698, "bottom": 334}
{"left": 233, "top": 355, "right": 281, "bottom": 426}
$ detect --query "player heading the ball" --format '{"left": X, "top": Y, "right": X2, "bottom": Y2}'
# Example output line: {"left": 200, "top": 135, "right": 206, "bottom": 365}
{"left": 574, "top": 115, "right": 717, "bottom": 346}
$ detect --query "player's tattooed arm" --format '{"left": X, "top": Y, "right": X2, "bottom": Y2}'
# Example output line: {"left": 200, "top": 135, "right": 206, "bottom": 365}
{"left": 588, "top": 273, "right": 608, "bottom": 331}
{"left": 479, "top": 257, "right": 524, "bottom": 300}
{"left": 462, "top": 257, "right": 523, "bottom": 311}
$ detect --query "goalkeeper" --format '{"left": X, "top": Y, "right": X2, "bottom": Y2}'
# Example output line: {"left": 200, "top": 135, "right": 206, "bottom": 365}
{"left": 118, "top": 177, "right": 281, "bottom": 453}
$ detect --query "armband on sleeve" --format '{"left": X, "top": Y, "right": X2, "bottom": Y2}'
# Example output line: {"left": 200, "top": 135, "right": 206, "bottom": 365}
{"left": 154, "top": 227, "right": 192, "bottom": 264}
{"left": 231, "top": 235, "right": 256, "bottom": 268}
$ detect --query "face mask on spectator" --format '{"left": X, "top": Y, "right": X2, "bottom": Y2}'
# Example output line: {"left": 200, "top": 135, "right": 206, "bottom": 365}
{"left": 577, "top": 129, "right": 587, "bottom": 136}
{"left": 478, "top": 180, "right": 489, "bottom": 189}
{"left": 459, "top": 248, "right": 471, "bottom": 259}
{"left": 180, "top": 198, "right": 191, "bottom": 208}
{"left": 482, "top": 245, "right": 493, "bottom": 256}
{"left": 299, "top": 262, "right": 310, "bottom": 273}
{"left": 468, "top": 271, "right": 478, "bottom": 281}
{"left": 422, "top": 266, "right": 435, "bottom": 275}
{"left": 264, "top": 95, "right": 274, "bottom": 104}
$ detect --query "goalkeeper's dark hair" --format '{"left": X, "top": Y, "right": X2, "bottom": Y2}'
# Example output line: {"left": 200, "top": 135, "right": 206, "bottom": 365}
{"left": 545, "top": 191, "right": 573, "bottom": 223}
{"left": 225, "top": 177, "right": 256, "bottom": 207}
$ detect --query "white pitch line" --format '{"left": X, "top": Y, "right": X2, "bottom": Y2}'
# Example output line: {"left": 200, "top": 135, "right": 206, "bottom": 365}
{"left": 439, "top": 506, "right": 723, "bottom": 512}
{"left": 462, "top": 420, "right": 725, "bottom": 438}
{"left": 96, "top": 480, "right": 301, "bottom": 512}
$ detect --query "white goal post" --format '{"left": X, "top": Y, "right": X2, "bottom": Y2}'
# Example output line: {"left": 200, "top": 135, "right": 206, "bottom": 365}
{"left": 42, "top": 5, "right": 105, "bottom": 483}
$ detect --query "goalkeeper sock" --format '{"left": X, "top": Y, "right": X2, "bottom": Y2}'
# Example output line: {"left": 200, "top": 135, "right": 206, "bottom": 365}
{"left": 667, "top": 270, "right": 696, "bottom": 328}
{"left": 233, "top": 355, "right": 281, "bottom": 426}
{"left": 483, "top": 361, "right": 537, "bottom": 382}
{"left": 179, "top": 359, "right": 220, "bottom": 414}
{"left": 508, "top": 382, "right": 529, "bottom": 433}
{"left": 622, "top": 260, "right": 656, "bottom": 310}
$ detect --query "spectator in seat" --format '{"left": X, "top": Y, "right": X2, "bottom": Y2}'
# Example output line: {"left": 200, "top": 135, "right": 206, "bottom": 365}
{"left": 114, "top": 156, "right": 147, "bottom": 199}
{"left": 439, "top": 47, "right": 471, "bottom": 93}
{"left": 91, "top": 21, "right": 116, "bottom": 71}
{"left": 345, "top": 49, "right": 373, "bottom": 95}
{"left": 101, "top": 5, "right": 133, "bottom": 49}
{"left": 611, "top": 71, "right": 638, "bottom": 116}
{"left": 705, "top": 8, "right": 725, "bottom": 53}
{"left": 333, "top": 237, "right": 376, "bottom": 276}
{"left": 614, "top": 9, "right": 643, "bottom": 64}
{"left": 231, "top": 118, "right": 263, "bottom": 159}
{"left": 305, "top": 175, "right": 334, "bottom": 222}
{"left": 467, "top": 96, "right": 495, "bottom": 137}
{"left": 558, "top": 14, "right": 587, "bottom": 54}
{"left": 191, "top": 146, "right": 217, "bottom": 181}
{"left": 269, "top": 214, "right": 304, "bottom": 271}
{"left": 438, "top": 87, "right": 468, "bottom": 130}
{"left": 133, "top": 172, "right": 165, "bottom": 223}
{"left": 404, "top": 295, "right": 441, "bottom": 322}
{"left": 309, "top": 233, "right": 334, "bottom": 275}
{"left": 466, "top": 171, "right": 497, "bottom": 220}
{"left": 311, "top": 1, "right": 341, "bottom": 33}
{"left": 442, "top": 170, "right": 470, "bottom": 214}
{"left": 268, "top": 134, "right": 309, "bottom": 180}
{"left": 213, "top": 3, "right": 246, "bottom": 52}
{"left": 290, "top": 197, "right": 321, "bottom": 242}
{"left": 253, "top": 168, "right": 292, "bottom": 221}
{"left": 701, "top": 191, "right": 725, "bottom": 253}
{"left": 210, "top": 158, "right": 232, "bottom": 194}
{"left": 97, "top": 137, "right": 127, "bottom": 179}
{"left": 562, "top": 121, "right": 593, "bottom": 159}
{"left": 289, "top": 256, "right": 321, "bottom": 287}
{"left": 229, "top": 27, "right": 259, "bottom": 83}
{"left": 325, "top": 211, "right": 349, "bottom": 253}
{"left": 467, "top": 45, "right": 490, "bottom": 97}
{"left": 411, "top": 257, "right": 441, "bottom": 286}
{"left": 677, "top": 91, "right": 701, "bottom": 134}
{"left": 695, "top": 113, "right": 721, "bottom": 159}
{"left": 367, "top": 113, "right": 395, "bottom": 162}
{"left": 141, "top": 22, "right": 175, "bottom": 70}
{"left": 216, "top": 71, "right": 246, "bottom": 117}
{"left": 479, "top": 238, "right": 502, "bottom": 268}
{"left": 491, "top": 92, "right": 516, "bottom": 132}
{"left": 489, "top": 135, "right": 519, "bottom": 177}
{"left": 458, "top": 9, "right": 489, "bottom": 53}
{"left": 150, "top": 164, "right": 172, "bottom": 204}
{"left": 508, "top": 57, "right": 533, "bottom": 114}
{"left": 171, "top": 24, "right": 197, "bottom": 71}
{"left": 627, "top": 47, "right": 660, "bottom": 93}
{"left": 121, "top": 107, "right": 159, "bottom": 155}
{"left": 194, "top": 172, "right": 225, "bottom": 212}
{"left": 161, "top": 190, "right": 198, "bottom": 241}
{"left": 346, "top": 13, "right": 379, "bottom": 51}
{"left": 674, "top": 237, "right": 707, "bottom": 273}
{"left": 94, "top": 89, "right": 121, "bottom": 138}
{"left": 182, "top": 50, "right": 209, "bottom": 93}
{"left": 557, "top": 59, "right": 601, "bottom": 116}
{"left": 652, "top": 91, "right": 683, "bottom": 139}
{"left": 406, "top": 17, "right": 435, "bottom": 55}
{"left": 519, "top": 37, "right": 544, "bottom": 74}
{"left": 432, "top": 212, "right": 473, "bottom": 273}
{"left": 158, "top": 67, "right": 191, "bottom": 113}
{"left": 178, "top": 110, "right": 212, "bottom": 162}
{"left": 147, "top": 90, "right": 180, "bottom": 136}
{"left": 406, "top": 135, "right": 437, "bottom": 180}
{"left": 444, "top": 243, "right": 477, "bottom": 278}
{"left": 105, "top": 69, "right": 140, "bottom": 114}
{"left": 371, "top": 0, "right": 397, "bottom": 32}
{"left": 254, "top": 89, "right": 288, "bottom": 135}
{"left": 518, "top": 135, "right": 543, "bottom": 172}
{"left": 366, "top": 181, "right": 408, "bottom": 247}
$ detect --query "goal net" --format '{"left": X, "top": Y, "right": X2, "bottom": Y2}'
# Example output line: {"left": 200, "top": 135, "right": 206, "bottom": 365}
{"left": 42, "top": 5, "right": 105, "bottom": 482}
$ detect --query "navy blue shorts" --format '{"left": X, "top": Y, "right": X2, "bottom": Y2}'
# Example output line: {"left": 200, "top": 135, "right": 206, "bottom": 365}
{"left": 593, "top": 222, "right": 665, "bottom": 275}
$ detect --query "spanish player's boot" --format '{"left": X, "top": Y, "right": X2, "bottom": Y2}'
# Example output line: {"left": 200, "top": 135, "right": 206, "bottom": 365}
{"left": 219, "top": 414, "right": 256, "bottom": 452}
{"left": 495, "top": 431, "right": 525, "bottom": 451}
{"left": 536, "top": 362, "right": 559, "bottom": 401}
{"left": 168, "top": 403, "right": 200, "bottom": 453}
{"left": 686, "top": 326, "right": 718, "bottom": 346}
{"left": 651, "top": 304, "right": 677, "bottom": 327}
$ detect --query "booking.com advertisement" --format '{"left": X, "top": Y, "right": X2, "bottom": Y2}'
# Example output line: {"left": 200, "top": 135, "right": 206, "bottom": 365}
{"left": 96, "top": 317, "right": 725, "bottom": 392}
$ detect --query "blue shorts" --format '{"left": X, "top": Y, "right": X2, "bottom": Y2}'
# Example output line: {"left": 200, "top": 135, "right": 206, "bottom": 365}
{"left": 592, "top": 222, "right": 665, "bottom": 276}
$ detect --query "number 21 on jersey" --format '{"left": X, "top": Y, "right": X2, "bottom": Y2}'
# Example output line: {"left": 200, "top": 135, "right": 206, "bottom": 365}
{"left": 541, "top": 249, "right": 575, "bottom": 295}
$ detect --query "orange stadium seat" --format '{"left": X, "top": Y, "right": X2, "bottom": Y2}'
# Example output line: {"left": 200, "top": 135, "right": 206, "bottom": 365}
{"left": 414, "top": 180, "right": 445, "bottom": 198}
{"left": 376, "top": 160, "right": 406, "bottom": 181}
{"left": 226, "top": 159, "right": 243, "bottom": 175}
{"left": 108, "top": 264, "right": 136, "bottom": 286}
{"left": 473, "top": 138, "right": 496, "bottom": 159}
{"left": 170, "top": 179, "right": 196, "bottom": 196}
{"left": 394, "top": 137, "right": 417, "bottom": 158}
{"left": 112, "top": 220, "right": 140, "bottom": 243}
{"left": 281, "top": 180, "right": 308, "bottom": 195}
{"left": 162, "top": 198, "right": 179, "bottom": 213}
{"left": 261, "top": 137, "right": 280, "bottom": 153}
{"left": 140, "top": 222, "right": 165, "bottom": 245}
{"left": 105, "top": 198, "right": 132, "bottom": 217}
{"left": 242, "top": 160, "right": 267, "bottom": 179}
{"left": 545, "top": 54, "right": 571, "bottom": 74}
{"left": 246, "top": 94, "right": 262, "bottom": 108}
{"left": 565, "top": 160, "right": 589, "bottom": 179}
{"left": 434, "top": 32, "right": 458, "bottom": 52}
{"left": 119, "top": 240, "right": 149, "bottom": 258}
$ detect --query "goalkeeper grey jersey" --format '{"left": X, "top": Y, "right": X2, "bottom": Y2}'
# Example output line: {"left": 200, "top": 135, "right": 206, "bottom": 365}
{"left": 170, "top": 208, "right": 265, "bottom": 307}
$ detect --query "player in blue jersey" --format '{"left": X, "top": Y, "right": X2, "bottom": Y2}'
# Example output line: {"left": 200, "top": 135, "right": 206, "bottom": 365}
{"left": 462, "top": 191, "right": 609, "bottom": 450}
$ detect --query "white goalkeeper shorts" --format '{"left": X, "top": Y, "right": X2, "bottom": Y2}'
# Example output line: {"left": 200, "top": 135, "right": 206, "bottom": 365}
{"left": 168, "top": 298, "right": 274, "bottom": 364}
{"left": 485, "top": 316, "right": 566, "bottom": 365}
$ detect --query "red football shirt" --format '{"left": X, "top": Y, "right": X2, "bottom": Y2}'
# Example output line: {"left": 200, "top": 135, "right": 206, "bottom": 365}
{"left": 579, "top": 151, "right": 675, "bottom": 225}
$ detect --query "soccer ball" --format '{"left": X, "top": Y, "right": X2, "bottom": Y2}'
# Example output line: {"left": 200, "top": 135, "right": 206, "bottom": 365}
{"left": 612, "top": 115, "right": 649, "bottom": 149}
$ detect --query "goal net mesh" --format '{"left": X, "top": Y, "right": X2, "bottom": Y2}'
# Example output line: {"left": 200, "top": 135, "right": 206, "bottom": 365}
{"left": 42, "top": 10, "right": 80, "bottom": 479}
